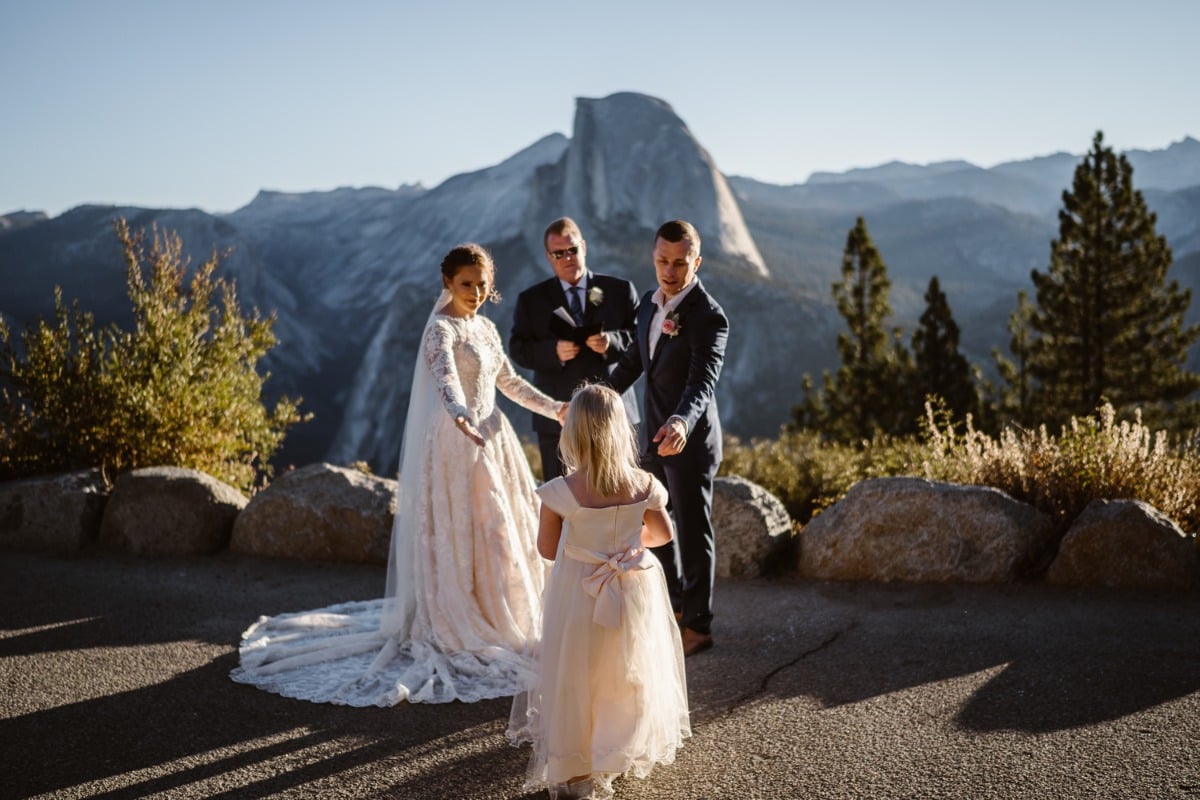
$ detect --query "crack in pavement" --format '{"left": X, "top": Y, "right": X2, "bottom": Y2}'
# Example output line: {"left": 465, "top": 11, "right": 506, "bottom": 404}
{"left": 711, "top": 621, "right": 857, "bottom": 718}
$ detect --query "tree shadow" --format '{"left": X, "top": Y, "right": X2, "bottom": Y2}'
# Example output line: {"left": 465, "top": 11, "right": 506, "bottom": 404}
{"left": 5, "top": 553, "right": 1199, "bottom": 798}
{"left": 0, "top": 552, "right": 527, "bottom": 798}
{"left": 705, "top": 579, "right": 1200, "bottom": 734}
{"left": 0, "top": 650, "right": 514, "bottom": 799}
{"left": 0, "top": 550, "right": 384, "bottom": 657}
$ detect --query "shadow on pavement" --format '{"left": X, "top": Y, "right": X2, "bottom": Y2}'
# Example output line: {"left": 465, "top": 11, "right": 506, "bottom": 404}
{"left": 695, "top": 578, "right": 1200, "bottom": 734}
{"left": 0, "top": 651, "right": 508, "bottom": 799}
{"left": 3, "top": 552, "right": 1200, "bottom": 798}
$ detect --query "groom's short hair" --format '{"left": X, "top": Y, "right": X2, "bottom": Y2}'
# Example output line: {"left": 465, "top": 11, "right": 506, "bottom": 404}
{"left": 655, "top": 219, "right": 701, "bottom": 259}
{"left": 544, "top": 217, "right": 583, "bottom": 249}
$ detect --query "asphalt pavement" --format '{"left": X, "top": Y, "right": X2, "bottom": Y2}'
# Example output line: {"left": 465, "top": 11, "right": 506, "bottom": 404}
{"left": 2, "top": 550, "right": 1198, "bottom": 799}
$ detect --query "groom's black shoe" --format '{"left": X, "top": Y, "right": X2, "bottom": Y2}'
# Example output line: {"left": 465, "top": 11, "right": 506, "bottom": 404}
{"left": 681, "top": 627, "right": 713, "bottom": 657}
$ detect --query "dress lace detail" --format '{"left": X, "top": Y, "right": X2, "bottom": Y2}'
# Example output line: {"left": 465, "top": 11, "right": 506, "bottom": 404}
{"left": 425, "top": 315, "right": 560, "bottom": 425}
{"left": 231, "top": 312, "right": 556, "bottom": 706}
{"left": 507, "top": 476, "right": 690, "bottom": 798}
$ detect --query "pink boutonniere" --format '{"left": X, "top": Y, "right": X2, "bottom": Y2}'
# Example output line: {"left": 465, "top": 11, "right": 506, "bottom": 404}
{"left": 662, "top": 310, "right": 682, "bottom": 337}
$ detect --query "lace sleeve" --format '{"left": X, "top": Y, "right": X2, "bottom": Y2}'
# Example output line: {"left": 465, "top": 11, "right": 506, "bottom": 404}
{"left": 489, "top": 322, "right": 561, "bottom": 420}
{"left": 423, "top": 319, "right": 471, "bottom": 423}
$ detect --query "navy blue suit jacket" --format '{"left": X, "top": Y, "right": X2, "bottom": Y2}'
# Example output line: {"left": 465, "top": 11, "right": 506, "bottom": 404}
{"left": 608, "top": 278, "right": 727, "bottom": 468}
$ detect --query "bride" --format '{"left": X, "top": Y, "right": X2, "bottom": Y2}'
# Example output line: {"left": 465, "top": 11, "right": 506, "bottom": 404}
{"left": 231, "top": 243, "right": 565, "bottom": 705}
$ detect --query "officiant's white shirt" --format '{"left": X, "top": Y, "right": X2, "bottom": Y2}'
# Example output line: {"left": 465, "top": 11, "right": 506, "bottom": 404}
{"left": 559, "top": 276, "right": 588, "bottom": 295}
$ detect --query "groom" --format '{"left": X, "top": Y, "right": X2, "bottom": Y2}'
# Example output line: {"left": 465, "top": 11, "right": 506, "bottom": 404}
{"left": 608, "top": 219, "right": 728, "bottom": 656}
{"left": 509, "top": 217, "right": 640, "bottom": 480}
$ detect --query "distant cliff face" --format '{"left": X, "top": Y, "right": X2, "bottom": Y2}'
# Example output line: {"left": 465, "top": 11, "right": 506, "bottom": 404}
{"left": 3, "top": 98, "right": 1198, "bottom": 472}
{"left": 559, "top": 93, "right": 766, "bottom": 276}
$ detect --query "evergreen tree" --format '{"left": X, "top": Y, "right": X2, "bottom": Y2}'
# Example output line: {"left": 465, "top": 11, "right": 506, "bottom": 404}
{"left": 793, "top": 216, "right": 913, "bottom": 440}
{"left": 1027, "top": 131, "right": 1200, "bottom": 424}
{"left": 990, "top": 289, "right": 1035, "bottom": 427}
{"left": 911, "top": 275, "right": 976, "bottom": 421}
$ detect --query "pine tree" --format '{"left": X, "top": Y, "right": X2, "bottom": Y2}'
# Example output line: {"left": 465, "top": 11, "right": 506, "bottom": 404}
{"left": 911, "top": 275, "right": 976, "bottom": 421}
{"left": 1027, "top": 131, "right": 1200, "bottom": 424}
{"left": 990, "top": 289, "right": 1035, "bottom": 427}
{"left": 793, "top": 217, "right": 913, "bottom": 440}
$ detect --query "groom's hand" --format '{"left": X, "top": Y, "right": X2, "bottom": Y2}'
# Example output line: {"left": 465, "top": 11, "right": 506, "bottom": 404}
{"left": 653, "top": 418, "right": 688, "bottom": 457}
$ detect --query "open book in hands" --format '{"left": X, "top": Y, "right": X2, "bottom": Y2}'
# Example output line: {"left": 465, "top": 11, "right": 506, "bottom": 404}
{"left": 550, "top": 307, "right": 604, "bottom": 344}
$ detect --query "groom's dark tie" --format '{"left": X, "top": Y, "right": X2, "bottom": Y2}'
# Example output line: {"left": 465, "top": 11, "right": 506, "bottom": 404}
{"left": 568, "top": 286, "right": 585, "bottom": 326}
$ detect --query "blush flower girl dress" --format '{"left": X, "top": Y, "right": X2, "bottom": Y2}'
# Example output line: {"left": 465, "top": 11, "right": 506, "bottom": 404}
{"left": 508, "top": 475, "right": 690, "bottom": 799}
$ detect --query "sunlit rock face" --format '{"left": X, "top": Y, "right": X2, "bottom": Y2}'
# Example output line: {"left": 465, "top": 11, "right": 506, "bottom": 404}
{"left": 560, "top": 92, "right": 766, "bottom": 277}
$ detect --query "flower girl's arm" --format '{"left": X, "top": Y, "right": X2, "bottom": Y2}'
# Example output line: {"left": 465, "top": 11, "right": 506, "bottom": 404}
{"left": 641, "top": 507, "right": 674, "bottom": 548}
{"left": 537, "top": 505, "right": 564, "bottom": 560}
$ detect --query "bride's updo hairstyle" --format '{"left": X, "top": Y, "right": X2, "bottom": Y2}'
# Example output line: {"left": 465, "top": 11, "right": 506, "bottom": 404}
{"left": 559, "top": 384, "right": 642, "bottom": 499}
{"left": 440, "top": 243, "right": 501, "bottom": 303}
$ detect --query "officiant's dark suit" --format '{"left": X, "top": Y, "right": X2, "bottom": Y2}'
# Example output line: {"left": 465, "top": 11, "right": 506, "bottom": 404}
{"left": 510, "top": 217, "right": 639, "bottom": 481}
{"left": 607, "top": 219, "right": 728, "bottom": 656}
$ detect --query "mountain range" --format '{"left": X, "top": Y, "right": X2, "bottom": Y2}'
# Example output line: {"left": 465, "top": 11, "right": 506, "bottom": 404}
{"left": 3, "top": 93, "right": 1199, "bottom": 472}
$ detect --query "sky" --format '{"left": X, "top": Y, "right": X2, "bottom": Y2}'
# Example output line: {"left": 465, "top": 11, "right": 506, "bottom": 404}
{"left": 3, "top": 0, "right": 1198, "bottom": 218}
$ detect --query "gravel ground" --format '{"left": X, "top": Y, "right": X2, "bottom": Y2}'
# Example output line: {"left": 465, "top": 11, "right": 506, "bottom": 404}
{"left": 2, "top": 550, "right": 1198, "bottom": 800}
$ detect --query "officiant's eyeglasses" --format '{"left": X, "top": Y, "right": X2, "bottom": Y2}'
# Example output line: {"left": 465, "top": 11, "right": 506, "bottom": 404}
{"left": 548, "top": 245, "right": 581, "bottom": 260}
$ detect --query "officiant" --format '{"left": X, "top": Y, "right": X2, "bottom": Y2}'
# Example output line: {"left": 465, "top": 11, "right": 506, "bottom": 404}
{"left": 509, "top": 217, "right": 640, "bottom": 480}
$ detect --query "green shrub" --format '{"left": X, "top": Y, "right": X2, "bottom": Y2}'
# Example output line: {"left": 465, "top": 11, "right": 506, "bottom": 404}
{"left": 719, "top": 430, "right": 923, "bottom": 525}
{"left": 0, "top": 219, "right": 306, "bottom": 493}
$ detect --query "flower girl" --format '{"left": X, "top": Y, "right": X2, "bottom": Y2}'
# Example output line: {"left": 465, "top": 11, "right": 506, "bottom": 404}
{"left": 508, "top": 384, "right": 690, "bottom": 799}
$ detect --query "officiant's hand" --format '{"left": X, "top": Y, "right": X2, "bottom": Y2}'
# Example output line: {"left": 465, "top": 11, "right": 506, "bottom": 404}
{"left": 556, "top": 339, "right": 581, "bottom": 362}
{"left": 455, "top": 415, "right": 486, "bottom": 448}
{"left": 585, "top": 332, "right": 610, "bottom": 355}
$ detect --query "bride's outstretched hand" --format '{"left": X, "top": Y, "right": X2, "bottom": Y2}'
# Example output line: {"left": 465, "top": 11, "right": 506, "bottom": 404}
{"left": 455, "top": 415, "right": 486, "bottom": 447}
{"left": 555, "top": 402, "right": 569, "bottom": 425}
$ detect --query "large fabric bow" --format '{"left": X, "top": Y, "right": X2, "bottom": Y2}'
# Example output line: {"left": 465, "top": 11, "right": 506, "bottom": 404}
{"left": 563, "top": 544, "right": 654, "bottom": 628}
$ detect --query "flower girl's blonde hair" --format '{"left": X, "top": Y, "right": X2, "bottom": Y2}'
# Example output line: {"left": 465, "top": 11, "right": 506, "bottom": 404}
{"left": 559, "top": 384, "right": 642, "bottom": 498}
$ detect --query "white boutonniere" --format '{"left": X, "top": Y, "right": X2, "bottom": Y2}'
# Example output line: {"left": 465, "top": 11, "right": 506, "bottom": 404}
{"left": 662, "top": 310, "right": 682, "bottom": 337}
{"left": 587, "top": 286, "right": 604, "bottom": 307}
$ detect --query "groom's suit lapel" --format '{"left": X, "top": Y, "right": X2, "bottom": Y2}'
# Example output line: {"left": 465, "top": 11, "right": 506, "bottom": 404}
{"left": 647, "top": 280, "right": 705, "bottom": 373}
{"left": 638, "top": 298, "right": 657, "bottom": 370}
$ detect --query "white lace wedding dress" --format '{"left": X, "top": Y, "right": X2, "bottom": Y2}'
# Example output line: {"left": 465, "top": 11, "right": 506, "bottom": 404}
{"left": 230, "top": 309, "right": 559, "bottom": 706}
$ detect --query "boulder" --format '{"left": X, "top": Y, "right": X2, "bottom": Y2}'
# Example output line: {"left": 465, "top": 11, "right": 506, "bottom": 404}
{"left": 712, "top": 475, "right": 793, "bottom": 578}
{"left": 799, "top": 477, "right": 1054, "bottom": 583}
{"left": 1047, "top": 499, "right": 1198, "bottom": 590}
{"left": 230, "top": 463, "right": 396, "bottom": 564}
{"left": 0, "top": 470, "right": 108, "bottom": 552}
{"left": 99, "top": 467, "right": 247, "bottom": 556}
